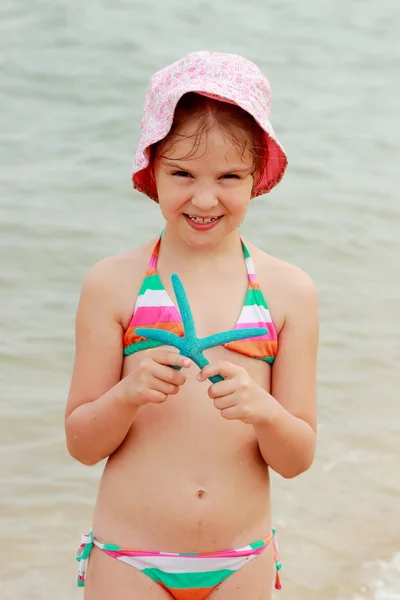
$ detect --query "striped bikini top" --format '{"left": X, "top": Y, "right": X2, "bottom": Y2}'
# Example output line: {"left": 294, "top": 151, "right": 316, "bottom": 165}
{"left": 123, "top": 237, "right": 278, "bottom": 364}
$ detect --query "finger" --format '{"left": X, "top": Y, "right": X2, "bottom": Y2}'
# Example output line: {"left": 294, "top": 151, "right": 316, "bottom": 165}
{"left": 156, "top": 345, "right": 179, "bottom": 354}
{"left": 207, "top": 379, "right": 235, "bottom": 400}
{"left": 213, "top": 394, "right": 236, "bottom": 411}
{"left": 197, "top": 361, "right": 242, "bottom": 382}
{"left": 150, "top": 362, "right": 188, "bottom": 387}
{"left": 149, "top": 350, "right": 192, "bottom": 369}
{"left": 147, "top": 389, "right": 168, "bottom": 404}
{"left": 219, "top": 404, "right": 243, "bottom": 421}
{"left": 149, "top": 376, "right": 180, "bottom": 397}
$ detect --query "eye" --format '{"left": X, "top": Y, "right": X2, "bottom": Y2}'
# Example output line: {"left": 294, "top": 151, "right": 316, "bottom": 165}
{"left": 221, "top": 173, "right": 240, "bottom": 180}
{"left": 172, "top": 170, "right": 192, "bottom": 178}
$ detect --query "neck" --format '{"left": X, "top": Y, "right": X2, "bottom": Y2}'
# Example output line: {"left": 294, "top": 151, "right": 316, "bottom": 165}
{"left": 160, "top": 226, "right": 243, "bottom": 268}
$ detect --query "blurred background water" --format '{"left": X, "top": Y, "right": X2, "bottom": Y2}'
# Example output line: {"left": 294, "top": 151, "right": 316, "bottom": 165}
{"left": 0, "top": 0, "right": 399, "bottom": 598}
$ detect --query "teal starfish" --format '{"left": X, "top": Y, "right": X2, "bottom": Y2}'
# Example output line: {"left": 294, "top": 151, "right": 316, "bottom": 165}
{"left": 135, "top": 274, "right": 268, "bottom": 384}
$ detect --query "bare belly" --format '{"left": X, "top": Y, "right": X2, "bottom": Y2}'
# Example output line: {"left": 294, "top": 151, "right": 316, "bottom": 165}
{"left": 92, "top": 349, "right": 272, "bottom": 552}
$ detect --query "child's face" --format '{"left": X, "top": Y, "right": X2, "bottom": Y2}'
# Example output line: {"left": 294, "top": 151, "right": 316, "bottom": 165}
{"left": 152, "top": 119, "right": 255, "bottom": 247}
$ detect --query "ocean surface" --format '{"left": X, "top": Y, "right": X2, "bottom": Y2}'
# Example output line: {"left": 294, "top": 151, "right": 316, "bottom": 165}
{"left": 1, "top": 0, "right": 399, "bottom": 598}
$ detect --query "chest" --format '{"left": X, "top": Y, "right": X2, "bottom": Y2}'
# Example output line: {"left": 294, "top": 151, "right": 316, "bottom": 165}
{"left": 160, "top": 267, "right": 249, "bottom": 339}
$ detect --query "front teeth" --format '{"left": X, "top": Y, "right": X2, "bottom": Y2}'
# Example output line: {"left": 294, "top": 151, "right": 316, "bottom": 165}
{"left": 188, "top": 215, "right": 219, "bottom": 224}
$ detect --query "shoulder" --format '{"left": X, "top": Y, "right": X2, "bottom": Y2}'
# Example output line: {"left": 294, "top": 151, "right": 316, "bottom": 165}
{"left": 244, "top": 240, "right": 318, "bottom": 328}
{"left": 78, "top": 239, "right": 157, "bottom": 327}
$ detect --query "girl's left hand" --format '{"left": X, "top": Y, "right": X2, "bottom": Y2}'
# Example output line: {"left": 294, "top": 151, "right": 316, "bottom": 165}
{"left": 197, "top": 361, "right": 274, "bottom": 425}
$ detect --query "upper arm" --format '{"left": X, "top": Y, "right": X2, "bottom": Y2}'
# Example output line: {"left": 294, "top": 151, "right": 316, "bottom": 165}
{"left": 65, "top": 259, "right": 125, "bottom": 421}
{"left": 271, "top": 269, "right": 319, "bottom": 431}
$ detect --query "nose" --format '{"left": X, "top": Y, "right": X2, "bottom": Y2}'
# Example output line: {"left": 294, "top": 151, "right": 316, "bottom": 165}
{"left": 191, "top": 190, "right": 219, "bottom": 211}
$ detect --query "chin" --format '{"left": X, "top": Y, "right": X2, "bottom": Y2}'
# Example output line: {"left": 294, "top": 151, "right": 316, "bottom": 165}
{"left": 181, "top": 220, "right": 238, "bottom": 249}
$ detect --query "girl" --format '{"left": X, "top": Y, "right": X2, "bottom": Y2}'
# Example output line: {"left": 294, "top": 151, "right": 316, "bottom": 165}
{"left": 67, "top": 51, "right": 319, "bottom": 600}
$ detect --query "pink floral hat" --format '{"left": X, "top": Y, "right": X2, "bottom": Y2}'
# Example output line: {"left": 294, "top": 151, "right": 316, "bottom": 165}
{"left": 132, "top": 51, "right": 288, "bottom": 201}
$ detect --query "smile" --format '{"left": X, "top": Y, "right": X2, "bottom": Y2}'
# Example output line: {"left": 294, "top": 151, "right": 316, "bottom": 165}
{"left": 185, "top": 215, "right": 222, "bottom": 224}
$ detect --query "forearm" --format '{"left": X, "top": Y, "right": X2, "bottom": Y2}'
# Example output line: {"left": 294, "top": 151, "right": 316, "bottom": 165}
{"left": 253, "top": 394, "right": 316, "bottom": 478}
{"left": 65, "top": 381, "right": 139, "bottom": 466}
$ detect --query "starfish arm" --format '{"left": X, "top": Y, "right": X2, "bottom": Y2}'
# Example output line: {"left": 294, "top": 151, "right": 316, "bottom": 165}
{"left": 191, "top": 350, "right": 224, "bottom": 384}
{"left": 198, "top": 327, "right": 269, "bottom": 351}
{"left": 134, "top": 328, "right": 185, "bottom": 352}
{"left": 208, "top": 373, "right": 224, "bottom": 383}
{"left": 191, "top": 351, "right": 211, "bottom": 370}
{"left": 171, "top": 274, "right": 197, "bottom": 338}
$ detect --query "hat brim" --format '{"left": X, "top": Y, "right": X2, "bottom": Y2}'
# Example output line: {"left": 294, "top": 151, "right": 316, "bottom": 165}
{"left": 132, "top": 84, "right": 287, "bottom": 202}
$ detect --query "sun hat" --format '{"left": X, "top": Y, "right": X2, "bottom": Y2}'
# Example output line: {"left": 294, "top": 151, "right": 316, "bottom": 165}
{"left": 132, "top": 51, "right": 288, "bottom": 201}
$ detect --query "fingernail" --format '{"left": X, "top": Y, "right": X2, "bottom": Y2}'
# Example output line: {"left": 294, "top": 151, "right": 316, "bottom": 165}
{"left": 183, "top": 359, "right": 191, "bottom": 367}
{"left": 196, "top": 373, "right": 202, "bottom": 381}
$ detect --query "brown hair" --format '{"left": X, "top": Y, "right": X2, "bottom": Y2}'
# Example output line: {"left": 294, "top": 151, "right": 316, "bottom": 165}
{"left": 151, "top": 93, "right": 266, "bottom": 186}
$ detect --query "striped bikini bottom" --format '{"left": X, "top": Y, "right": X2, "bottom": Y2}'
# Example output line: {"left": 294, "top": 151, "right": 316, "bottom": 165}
{"left": 76, "top": 529, "right": 282, "bottom": 599}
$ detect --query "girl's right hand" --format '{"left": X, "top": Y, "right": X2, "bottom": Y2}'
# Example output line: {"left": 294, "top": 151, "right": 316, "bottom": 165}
{"left": 121, "top": 347, "right": 192, "bottom": 407}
